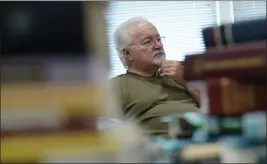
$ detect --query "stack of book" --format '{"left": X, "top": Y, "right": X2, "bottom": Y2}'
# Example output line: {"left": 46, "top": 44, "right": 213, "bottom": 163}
{"left": 0, "top": 2, "right": 123, "bottom": 163}
{"left": 172, "top": 18, "right": 266, "bottom": 163}
{"left": 1, "top": 67, "right": 119, "bottom": 163}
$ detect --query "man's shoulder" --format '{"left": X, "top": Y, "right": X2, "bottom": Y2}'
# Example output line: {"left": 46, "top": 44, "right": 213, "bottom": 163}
{"left": 111, "top": 73, "right": 145, "bottom": 85}
{"left": 110, "top": 74, "right": 131, "bottom": 88}
{"left": 110, "top": 74, "right": 128, "bottom": 83}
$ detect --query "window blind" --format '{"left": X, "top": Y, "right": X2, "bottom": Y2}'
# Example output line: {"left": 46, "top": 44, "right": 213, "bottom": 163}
{"left": 105, "top": 1, "right": 218, "bottom": 78}
{"left": 232, "top": 1, "right": 266, "bottom": 22}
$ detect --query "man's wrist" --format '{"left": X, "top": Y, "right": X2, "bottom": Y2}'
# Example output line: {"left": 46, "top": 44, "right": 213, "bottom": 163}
{"left": 172, "top": 76, "right": 187, "bottom": 87}
{"left": 179, "top": 79, "right": 188, "bottom": 88}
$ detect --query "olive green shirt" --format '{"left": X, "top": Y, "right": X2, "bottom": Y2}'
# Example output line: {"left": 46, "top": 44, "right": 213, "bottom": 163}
{"left": 111, "top": 72, "right": 200, "bottom": 135}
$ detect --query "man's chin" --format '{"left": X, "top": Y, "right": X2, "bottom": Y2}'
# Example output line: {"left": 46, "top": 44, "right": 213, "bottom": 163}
{"left": 153, "top": 55, "right": 166, "bottom": 65}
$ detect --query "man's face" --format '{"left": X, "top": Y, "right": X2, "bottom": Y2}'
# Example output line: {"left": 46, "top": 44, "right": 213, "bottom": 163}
{"left": 126, "top": 21, "right": 166, "bottom": 67}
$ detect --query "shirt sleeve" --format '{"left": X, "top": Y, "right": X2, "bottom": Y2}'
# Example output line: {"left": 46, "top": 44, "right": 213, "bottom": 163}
{"left": 110, "top": 76, "right": 128, "bottom": 114}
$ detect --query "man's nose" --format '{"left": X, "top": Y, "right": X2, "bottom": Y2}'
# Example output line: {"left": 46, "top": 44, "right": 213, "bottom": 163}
{"left": 153, "top": 41, "right": 163, "bottom": 49}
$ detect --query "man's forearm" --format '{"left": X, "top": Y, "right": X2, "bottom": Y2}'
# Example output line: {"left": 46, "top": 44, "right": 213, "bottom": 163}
{"left": 187, "top": 87, "right": 200, "bottom": 103}
{"left": 172, "top": 76, "right": 201, "bottom": 104}
{"left": 183, "top": 83, "right": 200, "bottom": 104}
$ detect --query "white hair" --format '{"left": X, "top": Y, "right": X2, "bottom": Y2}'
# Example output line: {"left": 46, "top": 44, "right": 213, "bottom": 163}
{"left": 114, "top": 17, "right": 150, "bottom": 68}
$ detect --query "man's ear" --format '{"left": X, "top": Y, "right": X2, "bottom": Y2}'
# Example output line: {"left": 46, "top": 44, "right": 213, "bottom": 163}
{"left": 123, "top": 48, "right": 132, "bottom": 61}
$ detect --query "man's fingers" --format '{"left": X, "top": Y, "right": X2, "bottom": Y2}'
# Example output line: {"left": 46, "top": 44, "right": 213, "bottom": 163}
{"left": 156, "top": 68, "right": 162, "bottom": 76}
{"left": 161, "top": 60, "right": 183, "bottom": 70}
{"left": 160, "top": 72, "right": 171, "bottom": 77}
{"left": 160, "top": 67, "right": 175, "bottom": 75}
{"left": 161, "top": 66, "right": 183, "bottom": 76}
{"left": 161, "top": 61, "right": 175, "bottom": 68}
{"left": 160, "top": 69, "right": 176, "bottom": 77}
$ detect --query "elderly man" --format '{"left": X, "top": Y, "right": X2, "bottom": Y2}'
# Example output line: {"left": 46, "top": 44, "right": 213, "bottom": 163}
{"left": 111, "top": 17, "right": 200, "bottom": 135}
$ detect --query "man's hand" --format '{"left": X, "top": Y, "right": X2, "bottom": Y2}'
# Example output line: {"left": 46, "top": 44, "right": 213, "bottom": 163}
{"left": 158, "top": 60, "right": 186, "bottom": 86}
{"left": 158, "top": 60, "right": 201, "bottom": 103}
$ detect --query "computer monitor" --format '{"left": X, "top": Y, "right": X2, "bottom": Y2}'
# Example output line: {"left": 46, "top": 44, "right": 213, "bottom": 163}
{"left": 0, "top": 1, "right": 109, "bottom": 83}
{"left": 0, "top": 1, "right": 87, "bottom": 57}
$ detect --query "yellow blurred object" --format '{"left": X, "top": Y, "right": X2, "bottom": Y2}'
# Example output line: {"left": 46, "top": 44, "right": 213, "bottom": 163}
{"left": 1, "top": 132, "right": 119, "bottom": 162}
{"left": 0, "top": 82, "right": 121, "bottom": 163}
{"left": 181, "top": 143, "right": 221, "bottom": 161}
{"left": 1, "top": 83, "right": 100, "bottom": 115}
{"left": 0, "top": 1, "right": 124, "bottom": 163}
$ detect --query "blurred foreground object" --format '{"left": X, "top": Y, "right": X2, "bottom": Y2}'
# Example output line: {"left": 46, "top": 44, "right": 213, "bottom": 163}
{"left": 173, "top": 18, "right": 267, "bottom": 163}
{"left": 0, "top": 1, "right": 125, "bottom": 163}
{"left": 184, "top": 41, "right": 266, "bottom": 116}
{"left": 184, "top": 41, "right": 266, "bottom": 82}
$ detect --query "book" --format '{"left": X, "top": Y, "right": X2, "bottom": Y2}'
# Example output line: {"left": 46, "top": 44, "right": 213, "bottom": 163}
{"left": 1, "top": 57, "right": 93, "bottom": 83}
{"left": 206, "top": 77, "right": 266, "bottom": 116}
{"left": 202, "top": 18, "right": 266, "bottom": 49}
{"left": 1, "top": 83, "right": 100, "bottom": 138}
{"left": 208, "top": 112, "right": 266, "bottom": 141}
{"left": 202, "top": 40, "right": 266, "bottom": 54}
{"left": 177, "top": 142, "right": 221, "bottom": 163}
{"left": 220, "top": 136, "right": 266, "bottom": 164}
{"left": 1, "top": 83, "right": 100, "bottom": 110}
{"left": 184, "top": 45, "right": 266, "bottom": 82}
{"left": 1, "top": 112, "right": 97, "bottom": 137}
{"left": 221, "top": 144, "right": 266, "bottom": 164}
{"left": 1, "top": 132, "right": 118, "bottom": 163}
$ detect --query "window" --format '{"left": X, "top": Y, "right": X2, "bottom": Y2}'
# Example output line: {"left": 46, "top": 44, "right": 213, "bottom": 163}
{"left": 232, "top": 1, "right": 266, "bottom": 22}
{"left": 105, "top": 1, "right": 266, "bottom": 78}
{"left": 105, "top": 1, "right": 218, "bottom": 78}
